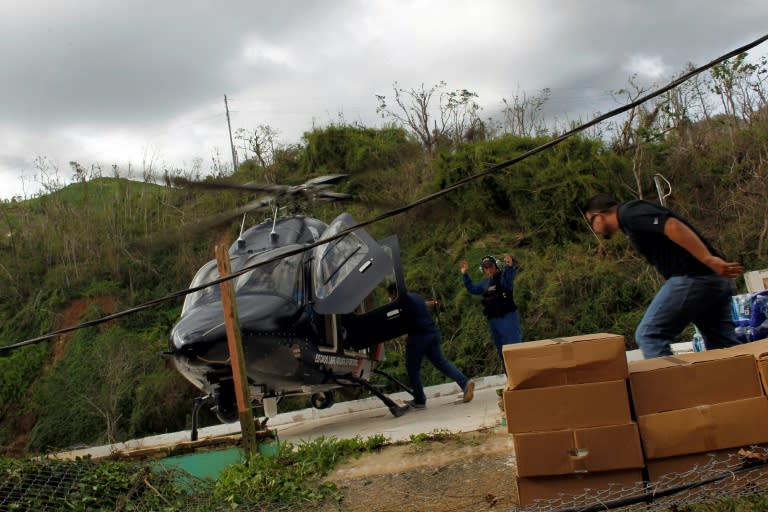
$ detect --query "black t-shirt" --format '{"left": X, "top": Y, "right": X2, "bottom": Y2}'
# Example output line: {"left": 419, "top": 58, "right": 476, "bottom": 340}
{"left": 618, "top": 200, "right": 721, "bottom": 278}
{"left": 402, "top": 292, "right": 439, "bottom": 336}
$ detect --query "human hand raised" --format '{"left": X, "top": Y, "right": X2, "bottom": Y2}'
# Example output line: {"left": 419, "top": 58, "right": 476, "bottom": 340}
{"left": 460, "top": 260, "right": 469, "bottom": 274}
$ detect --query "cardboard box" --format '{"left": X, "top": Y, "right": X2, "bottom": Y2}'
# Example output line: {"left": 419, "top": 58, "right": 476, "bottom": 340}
{"left": 745, "top": 268, "right": 768, "bottom": 293}
{"left": 503, "top": 333, "right": 627, "bottom": 390}
{"left": 724, "top": 337, "right": 768, "bottom": 358}
{"left": 638, "top": 396, "right": 768, "bottom": 459}
{"left": 628, "top": 351, "right": 762, "bottom": 416}
{"left": 759, "top": 358, "right": 768, "bottom": 397}
{"left": 724, "top": 339, "right": 768, "bottom": 394}
{"left": 504, "top": 380, "right": 632, "bottom": 433}
{"left": 513, "top": 423, "right": 645, "bottom": 477}
{"left": 516, "top": 469, "right": 644, "bottom": 507}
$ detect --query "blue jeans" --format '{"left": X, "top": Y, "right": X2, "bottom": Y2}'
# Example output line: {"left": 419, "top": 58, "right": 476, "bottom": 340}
{"left": 488, "top": 310, "right": 522, "bottom": 364}
{"left": 636, "top": 275, "right": 741, "bottom": 358}
{"left": 406, "top": 331, "right": 469, "bottom": 405}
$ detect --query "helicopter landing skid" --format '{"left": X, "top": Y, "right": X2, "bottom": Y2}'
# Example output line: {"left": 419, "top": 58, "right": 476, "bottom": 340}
{"left": 190, "top": 395, "right": 209, "bottom": 442}
{"left": 373, "top": 368, "right": 414, "bottom": 396}
{"left": 189, "top": 394, "right": 270, "bottom": 441}
{"left": 335, "top": 373, "right": 409, "bottom": 417}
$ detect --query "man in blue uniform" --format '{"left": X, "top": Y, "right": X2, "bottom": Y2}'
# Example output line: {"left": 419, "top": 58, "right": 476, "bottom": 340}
{"left": 460, "top": 254, "right": 522, "bottom": 368}
{"left": 388, "top": 284, "right": 474, "bottom": 409}
{"left": 583, "top": 193, "right": 744, "bottom": 358}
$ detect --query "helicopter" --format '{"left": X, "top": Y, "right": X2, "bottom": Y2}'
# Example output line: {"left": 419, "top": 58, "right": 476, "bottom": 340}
{"left": 165, "top": 174, "right": 415, "bottom": 437}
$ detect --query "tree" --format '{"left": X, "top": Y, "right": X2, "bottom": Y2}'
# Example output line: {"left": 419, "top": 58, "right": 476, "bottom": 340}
{"left": 710, "top": 52, "right": 768, "bottom": 127}
{"left": 657, "top": 64, "right": 708, "bottom": 149}
{"left": 500, "top": 86, "right": 551, "bottom": 137}
{"left": 234, "top": 125, "right": 280, "bottom": 182}
{"left": 33, "top": 156, "right": 64, "bottom": 195}
{"left": 609, "top": 75, "right": 665, "bottom": 199}
{"left": 376, "top": 81, "right": 482, "bottom": 155}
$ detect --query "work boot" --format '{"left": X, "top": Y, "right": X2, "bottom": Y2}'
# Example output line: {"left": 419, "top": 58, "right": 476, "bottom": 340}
{"left": 462, "top": 380, "right": 475, "bottom": 403}
{"left": 405, "top": 399, "right": 426, "bottom": 410}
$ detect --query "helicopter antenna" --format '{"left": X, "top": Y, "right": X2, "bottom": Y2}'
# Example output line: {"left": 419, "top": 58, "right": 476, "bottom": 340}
{"left": 653, "top": 173, "right": 672, "bottom": 207}
{"left": 236, "top": 214, "right": 247, "bottom": 249}
{"left": 270, "top": 201, "right": 279, "bottom": 243}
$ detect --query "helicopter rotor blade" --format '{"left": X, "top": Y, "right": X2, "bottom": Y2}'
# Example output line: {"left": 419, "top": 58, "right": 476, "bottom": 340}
{"left": 140, "top": 173, "right": 350, "bottom": 249}
{"left": 168, "top": 176, "right": 287, "bottom": 194}
{"left": 301, "top": 174, "right": 348, "bottom": 187}
{"left": 138, "top": 195, "right": 275, "bottom": 250}
{"left": 196, "top": 196, "right": 275, "bottom": 228}
{"left": 314, "top": 191, "right": 353, "bottom": 201}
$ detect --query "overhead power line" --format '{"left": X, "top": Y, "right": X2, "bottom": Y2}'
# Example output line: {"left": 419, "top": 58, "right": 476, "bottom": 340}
{"left": 2, "top": 32, "right": 767, "bottom": 355}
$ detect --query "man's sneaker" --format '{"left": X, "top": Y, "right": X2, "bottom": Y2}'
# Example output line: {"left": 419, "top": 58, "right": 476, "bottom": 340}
{"left": 405, "top": 399, "right": 426, "bottom": 409}
{"left": 462, "top": 380, "right": 475, "bottom": 403}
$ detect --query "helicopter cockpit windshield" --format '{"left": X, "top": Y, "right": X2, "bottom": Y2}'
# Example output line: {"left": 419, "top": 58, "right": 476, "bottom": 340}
{"left": 180, "top": 260, "right": 221, "bottom": 317}
{"left": 235, "top": 251, "right": 303, "bottom": 303}
{"left": 179, "top": 244, "right": 306, "bottom": 320}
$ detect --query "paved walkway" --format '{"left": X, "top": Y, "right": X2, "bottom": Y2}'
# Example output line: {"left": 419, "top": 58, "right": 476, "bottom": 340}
{"left": 52, "top": 375, "right": 507, "bottom": 460}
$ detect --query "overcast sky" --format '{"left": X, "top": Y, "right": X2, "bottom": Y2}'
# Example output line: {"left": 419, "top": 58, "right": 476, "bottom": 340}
{"left": 1, "top": 1, "right": 767, "bottom": 199}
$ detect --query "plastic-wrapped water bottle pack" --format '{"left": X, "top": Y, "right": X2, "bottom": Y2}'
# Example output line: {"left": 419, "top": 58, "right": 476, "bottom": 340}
{"left": 733, "top": 290, "right": 768, "bottom": 343}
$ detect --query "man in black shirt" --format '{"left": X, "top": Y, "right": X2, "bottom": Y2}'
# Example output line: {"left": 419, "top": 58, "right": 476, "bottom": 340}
{"left": 583, "top": 193, "right": 744, "bottom": 358}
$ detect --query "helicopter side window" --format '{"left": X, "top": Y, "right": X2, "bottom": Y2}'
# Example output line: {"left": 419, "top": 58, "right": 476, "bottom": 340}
{"left": 314, "top": 233, "right": 366, "bottom": 300}
{"left": 346, "top": 242, "right": 398, "bottom": 314}
{"left": 358, "top": 276, "right": 396, "bottom": 312}
{"left": 311, "top": 213, "right": 395, "bottom": 315}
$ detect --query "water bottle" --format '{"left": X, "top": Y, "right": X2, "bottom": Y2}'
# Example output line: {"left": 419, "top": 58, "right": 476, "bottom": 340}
{"left": 692, "top": 326, "right": 705, "bottom": 352}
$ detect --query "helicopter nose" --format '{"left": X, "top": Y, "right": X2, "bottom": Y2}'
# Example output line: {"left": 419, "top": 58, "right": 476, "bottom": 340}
{"left": 170, "top": 305, "right": 227, "bottom": 350}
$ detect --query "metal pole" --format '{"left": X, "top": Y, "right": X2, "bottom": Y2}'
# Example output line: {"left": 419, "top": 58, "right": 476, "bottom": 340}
{"left": 224, "top": 95, "right": 238, "bottom": 172}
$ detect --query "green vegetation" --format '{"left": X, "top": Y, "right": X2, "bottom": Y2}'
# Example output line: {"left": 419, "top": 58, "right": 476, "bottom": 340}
{"left": 678, "top": 494, "right": 768, "bottom": 511}
{"left": 407, "top": 428, "right": 459, "bottom": 446}
{"left": 0, "top": 456, "right": 202, "bottom": 511}
{"left": 405, "top": 428, "right": 483, "bottom": 451}
{"left": 0, "top": 435, "right": 387, "bottom": 511}
{"left": 214, "top": 435, "right": 387, "bottom": 509}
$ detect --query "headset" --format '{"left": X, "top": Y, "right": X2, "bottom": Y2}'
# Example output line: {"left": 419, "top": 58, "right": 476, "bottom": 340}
{"left": 478, "top": 255, "right": 500, "bottom": 271}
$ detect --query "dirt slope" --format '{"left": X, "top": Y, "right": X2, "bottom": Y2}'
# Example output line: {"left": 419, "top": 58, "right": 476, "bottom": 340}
{"left": 3, "top": 296, "right": 115, "bottom": 457}
{"left": 317, "top": 428, "right": 520, "bottom": 512}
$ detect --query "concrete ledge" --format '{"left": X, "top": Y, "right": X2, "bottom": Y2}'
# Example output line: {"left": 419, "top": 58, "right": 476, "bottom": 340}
{"left": 199, "top": 374, "right": 507, "bottom": 433}
{"left": 50, "top": 374, "right": 507, "bottom": 460}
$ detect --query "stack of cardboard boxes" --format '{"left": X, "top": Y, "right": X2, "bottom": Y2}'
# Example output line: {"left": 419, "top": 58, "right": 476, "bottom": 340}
{"left": 501, "top": 333, "right": 646, "bottom": 505}
{"left": 629, "top": 348, "right": 768, "bottom": 488}
{"left": 502, "top": 333, "right": 768, "bottom": 506}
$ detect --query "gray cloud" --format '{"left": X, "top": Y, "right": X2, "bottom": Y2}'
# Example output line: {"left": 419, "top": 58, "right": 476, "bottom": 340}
{"left": 1, "top": 0, "right": 767, "bottom": 199}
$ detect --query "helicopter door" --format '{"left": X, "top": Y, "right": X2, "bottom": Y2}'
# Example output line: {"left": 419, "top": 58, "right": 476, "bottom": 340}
{"left": 337, "top": 235, "right": 410, "bottom": 350}
{"left": 311, "top": 213, "right": 395, "bottom": 315}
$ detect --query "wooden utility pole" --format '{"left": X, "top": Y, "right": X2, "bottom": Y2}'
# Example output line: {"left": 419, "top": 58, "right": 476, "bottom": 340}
{"left": 224, "top": 95, "right": 238, "bottom": 172}
{"left": 215, "top": 243, "right": 258, "bottom": 456}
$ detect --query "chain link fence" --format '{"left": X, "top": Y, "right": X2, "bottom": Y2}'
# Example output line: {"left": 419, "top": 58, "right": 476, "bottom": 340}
{"left": 517, "top": 446, "right": 768, "bottom": 512}
{"left": 2, "top": 447, "right": 768, "bottom": 511}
